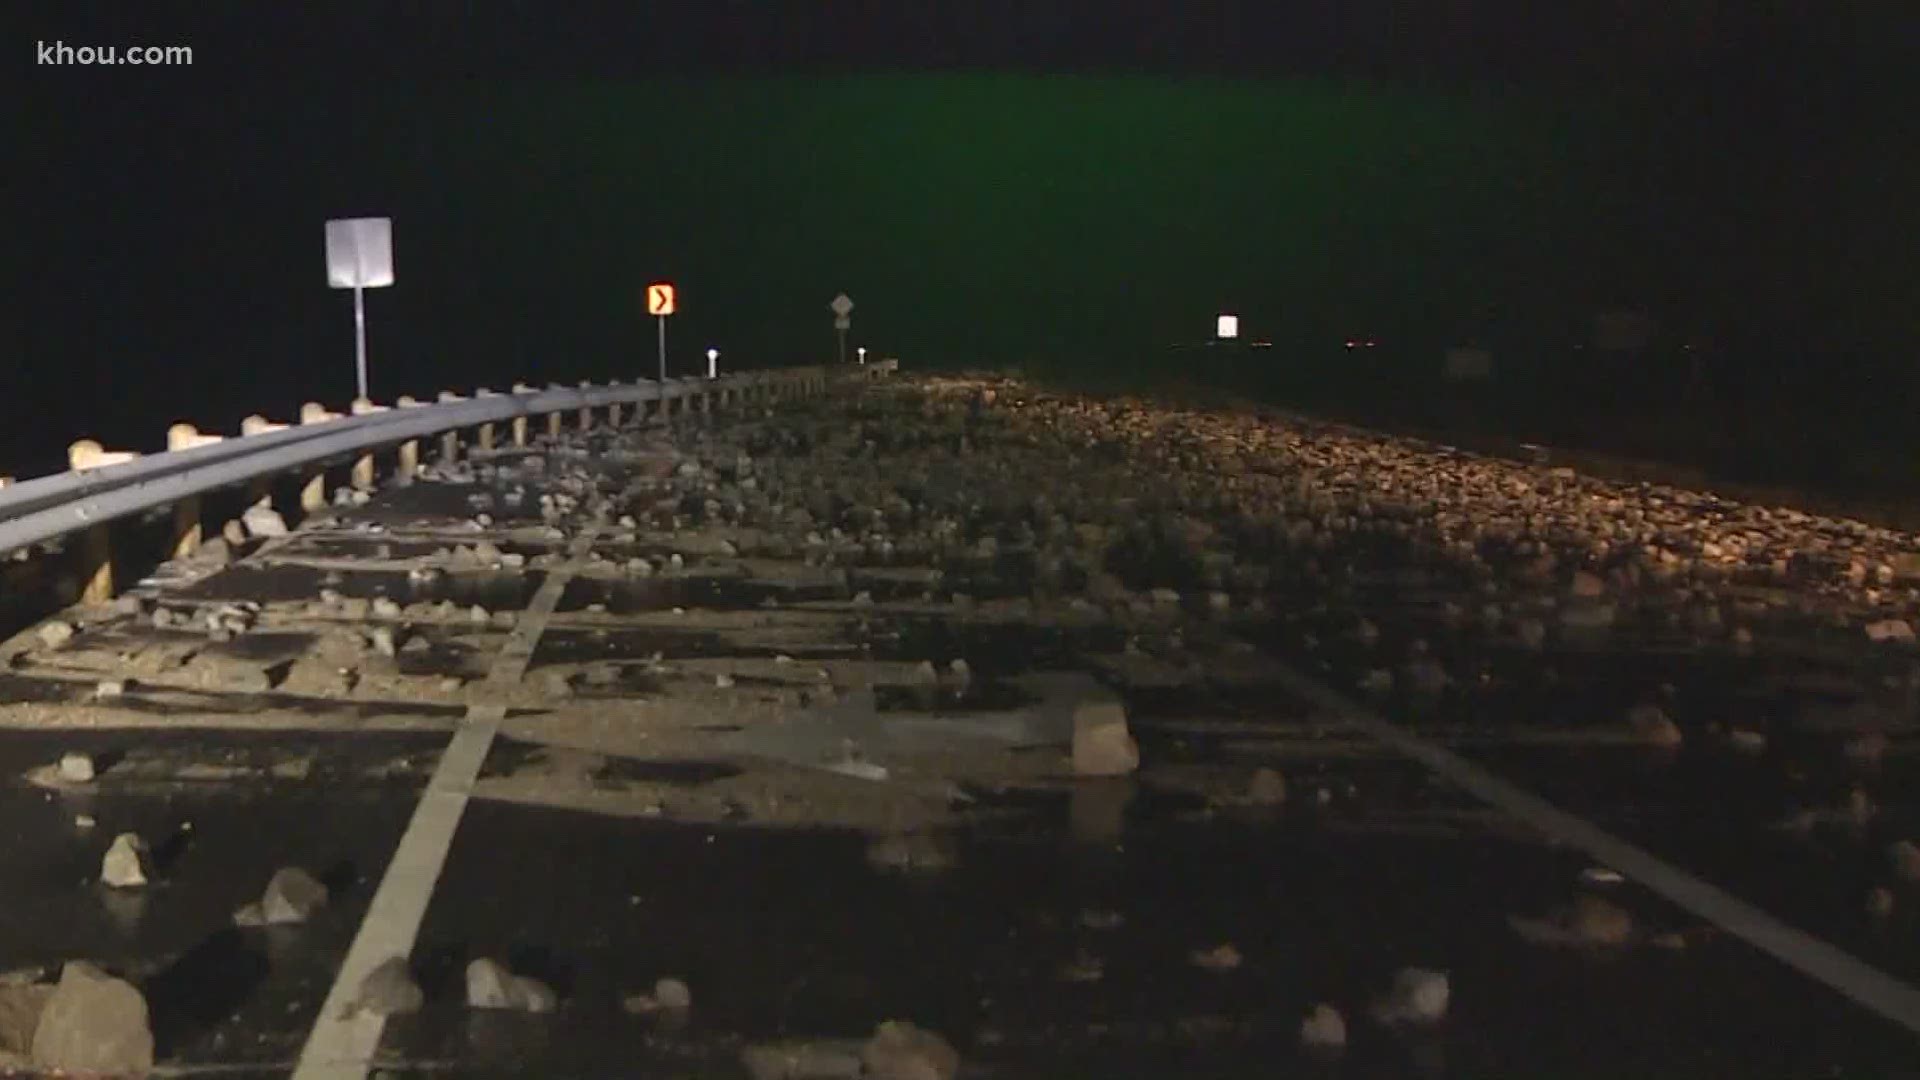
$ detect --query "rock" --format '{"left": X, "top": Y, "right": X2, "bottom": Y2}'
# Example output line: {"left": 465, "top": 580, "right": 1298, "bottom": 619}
{"left": 1890, "top": 840, "right": 1920, "bottom": 883}
{"left": 466, "top": 958, "right": 518, "bottom": 1010}
{"left": 1727, "top": 729, "right": 1767, "bottom": 755}
{"left": 1189, "top": 943, "right": 1243, "bottom": 972}
{"left": 198, "top": 536, "right": 234, "bottom": 565}
{"left": 1569, "top": 570, "right": 1606, "bottom": 598}
{"left": 1246, "top": 767, "right": 1286, "bottom": 806}
{"left": 0, "top": 982, "right": 53, "bottom": 1061}
{"left": 438, "top": 676, "right": 464, "bottom": 693}
{"left": 57, "top": 752, "right": 95, "bottom": 783}
{"left": 371, "top": 597, "right": 403, "bottom": 619}
{"left": 714, "top": 673, "right": 735, "bottom": 688}
{"left": 258, "top": 867, "right": 329, "bottom": 925}
{"left": 468, "top": 604, "right": 491, "bottom": 625}
{"left": 95, "top": 679, "right": 127, "bottom": 700}
{"left": 1371, "top": 967, "right": 1449, "bottom": 1027}
{"left": 352, "top": 957, "right": 423, "bottom": 1018}
{"left": 29, "top": 962, "right": 152, "bottom": 1076}
{"left": 242, "top": 505, "right": 289, "bottom": 539}
{"left": 369, "top": 626, "right": 398, "bottom": 658}
{"left": 1558, "top": 601, "right": 1617, "bottom": 632}
{"left": 1071, "top": 693, "right": 1139, "bottom": 777}
{"left": 36, "top": 621, "right": 76, "bottom": 650}
{"left": 652, "top": 977, "right": 692, "bottom": 1010}
{"left": 1865, "top": 619, "right": 1916, "bottom": 644}
{"left": 1868, "top": 887, "right": 1896, "bottom": 920}
{"left": 1627, "top": 703, "right": 1683, "bottom": 748}
{"left": 1358, "top": 668, "right": 1394, "bottom": 695}
{"left": 861, "top": 1020, "right": 960, "bottom": 1080}
{"left": 221, "top": 519, "right": 248, "bottom": 547}
{"left": 100, "top": 833, "right": 148, "bottom": 888}
{"left": 1299, "top": 1003, "right": 1347, "bottom": 1051}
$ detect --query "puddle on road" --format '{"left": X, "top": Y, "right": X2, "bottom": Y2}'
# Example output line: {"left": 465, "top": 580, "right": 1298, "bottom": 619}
{"left": 0, "top": 728, "right": 447, "bottom": 1069}
{"left": 388, "top": 789, "right": 1919, "bottom": 1078}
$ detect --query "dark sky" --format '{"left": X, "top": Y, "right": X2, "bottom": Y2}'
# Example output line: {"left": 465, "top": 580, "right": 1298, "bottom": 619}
{"left": 9, "top": 3, "right": 1920, "bottom": 473}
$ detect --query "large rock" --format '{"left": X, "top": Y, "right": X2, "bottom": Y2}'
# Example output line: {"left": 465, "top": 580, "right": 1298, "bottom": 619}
{"left": 464, "top": 958, "right": 558, "bottom": 1013}
{"left": 1371, "top": 967, "right": 1449, "bottom": 1027}
{"left": 860, "top": 1020, "right": 960, "bottom": 1080}
{"left": 35, "top": 621, "right": 76, "bottom": 650}
{"left": 1070, "top": 689, "right": 1138, "bottom": 777}
{"left": 260, "top": 867, "right": 329, "bottom": 925}
{"left": 30, "top": 962, "right": 153, "bottom": 1076}
{"left": 353, "top": 956, "right": 423, "bottom": 1017}
{"left": 242, "top": 504, "right": 289, "bottom": 539}
{"left": 0, "top": 983, "right": 53, "bottom": 1060}
{"left": 100, "top": 834, "right": 149, "bottom": 888}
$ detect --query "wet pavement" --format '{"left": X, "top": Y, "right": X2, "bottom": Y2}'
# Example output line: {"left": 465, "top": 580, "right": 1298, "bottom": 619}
{"left": 0, "top": 374, "right": 1917, "bottom": 1077}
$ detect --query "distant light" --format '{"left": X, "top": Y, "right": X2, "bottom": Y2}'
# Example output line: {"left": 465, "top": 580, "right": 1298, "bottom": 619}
{"left": 1216, "top": 314, "right": 1239, "bottom": 340}
{"left": 1366, "top": 339, "right": 1378, "bottom": 348}
{"left": 1345, "top": 339, "right": 1357, "bottom": 349}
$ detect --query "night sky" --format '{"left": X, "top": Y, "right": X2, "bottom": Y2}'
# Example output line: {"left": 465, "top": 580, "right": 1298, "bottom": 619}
{"left": 10, "top": 3, "right": 1920, "bottom": 478}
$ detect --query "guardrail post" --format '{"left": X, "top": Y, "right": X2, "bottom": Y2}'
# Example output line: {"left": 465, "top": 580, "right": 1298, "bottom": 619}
{"left": 240, "top": 415, "right": 288, "bottom": 507}
{"left": 546, "top": 383, "right": 564, "bottom": 440}
{"left": 350, "top": 397, "right": 388, "bottom": 489}
{"left": 577, "top": 380, "right": 594, "bottom": 431}
{"left": 606, "top": 383, "right": 623, "bottom": 428}
{"left": 68, "top": 439, "right": 138, "bottom": 604}
{"left": 298, "top": 402, "right": 341, "bottom": 512}
{"left": 511, "top": 383, "right": 533, "bottom": 446}
{"left": 474, "top": 389, "right": 497, "bottom": 451}
{"left": 394, "top": 396, "right": 422, "bottom": 478}
{"left": 165, "top": 423, "right": 223, "bottom": 558}
{"left": 437, "top": 391, "right": 465, "bottom": 463}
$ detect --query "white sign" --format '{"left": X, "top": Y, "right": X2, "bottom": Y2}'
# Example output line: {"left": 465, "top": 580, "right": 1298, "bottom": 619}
{"left": 325, "top": 217, "right": 395, "bottom": 289}
{"left": 833, "top": 315, "right": 851, "bottom": 331}
{"left": 830, "top": 293, "right": 854, "bottom": 317}
{"left": 1216, "top": 314, "right": 1239, "bottom": 339}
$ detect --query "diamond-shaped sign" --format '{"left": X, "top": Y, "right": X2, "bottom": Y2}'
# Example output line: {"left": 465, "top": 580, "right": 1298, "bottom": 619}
{"left": 830, "top": 293, "right": 854, "bottom": 317}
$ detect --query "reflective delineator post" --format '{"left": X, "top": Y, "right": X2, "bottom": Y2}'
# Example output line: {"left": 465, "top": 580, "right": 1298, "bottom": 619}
{"left": 353, "top": 286, "right": 368, "bottom": 401}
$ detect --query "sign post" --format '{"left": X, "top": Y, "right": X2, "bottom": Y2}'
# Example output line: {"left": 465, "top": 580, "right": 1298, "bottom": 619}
{"left": 647, "top": 282, "right": 677, "bottom": 382}
{"left": 324, "top": 217, "right": 395, "bottom": 400}
{"left": 831, "top": 292, "right": 854, "bottom": 364}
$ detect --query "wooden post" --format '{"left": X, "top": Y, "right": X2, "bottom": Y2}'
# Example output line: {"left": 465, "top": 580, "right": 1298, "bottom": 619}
{"left": 511, "top": 383, "right": 533, "bottom": 447}
{"left": 68, "top": 439, "right": 139, "bottom": 604}
{"left": 239, "top": 414, "right": 287, "bottom": 508}
{"left": 474, "top": 388, "right": 497, "bottom": 451}
{"left": 165, "top": 423, "right": 222, "bottom": 558}
{"left": 350, "top": 397, "right": 387, "bottom": 489}
{"left": 298, "top": 402, "right": 340, "bottom": 512}
{"left": 578, "top": 380, "right": 594, "bottom": 431}
{"left": 395, "top": 396, "right": 421, "bottom": 478}
{"left": 437, "top": 391, "right": 464, "bottom": 463}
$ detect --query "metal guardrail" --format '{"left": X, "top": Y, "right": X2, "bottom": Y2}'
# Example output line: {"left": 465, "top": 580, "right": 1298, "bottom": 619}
{"left": 0, "top": 362, "right": 894, "bottom": 601}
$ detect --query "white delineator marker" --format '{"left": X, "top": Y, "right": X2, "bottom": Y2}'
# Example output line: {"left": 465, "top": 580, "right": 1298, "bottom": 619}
{"left": 1217, "top": 313, "right": 1239, "bottom": 340}
{"left": 324, "top": 217, "right": 395, "bottom": 401}
{"left": 706, "top": 347, "right": 719, "bottom": 379}
{"left": 857, "top": 346, "right": 867, "bottom": 365}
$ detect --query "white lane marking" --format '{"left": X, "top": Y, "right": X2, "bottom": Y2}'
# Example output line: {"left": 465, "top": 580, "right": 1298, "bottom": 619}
{"left": 291, "top": 524, "right": 601, "bottom": 1079}
{"left": 1263, "top": 660, "right": 1920, "bottom": 1037}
